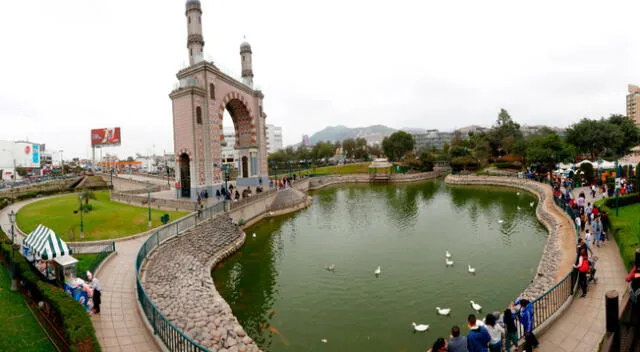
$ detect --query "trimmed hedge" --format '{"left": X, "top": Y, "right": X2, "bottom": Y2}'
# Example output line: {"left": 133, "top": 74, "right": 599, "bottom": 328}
{"left": 494, "top": 161, "right": 522, "bottom": 170}
{"left": 0, "top": 225, "right": 101, "bottom": 351}
{"left": 604, "top": 193, "right": 640, "bottom": 208}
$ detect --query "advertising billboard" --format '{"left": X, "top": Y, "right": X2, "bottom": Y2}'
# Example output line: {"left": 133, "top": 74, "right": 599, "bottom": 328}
{"left": 91, "top": 128, "right": 121, "bottom": 147}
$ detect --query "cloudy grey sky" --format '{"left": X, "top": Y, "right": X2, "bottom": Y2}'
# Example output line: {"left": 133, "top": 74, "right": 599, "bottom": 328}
{"left": 1, "top": 0, "right": 639, "bottom": 159}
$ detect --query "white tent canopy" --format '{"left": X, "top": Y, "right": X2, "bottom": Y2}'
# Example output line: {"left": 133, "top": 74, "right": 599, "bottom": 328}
{"left": 596, "top": 160, "right": 616, "bottom": 169}
{"left": 23, "top": 225, "right": 72, "bottom": 260}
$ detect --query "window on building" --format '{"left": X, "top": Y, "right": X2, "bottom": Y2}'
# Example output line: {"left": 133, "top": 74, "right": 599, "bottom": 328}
{"left": 190, "top": 48, "right": 192, "bottom": 56}
{"left": 209, "top": 83, "right": 215, "bottom": 99}
{"left": 198, "top": 17, "right": 201, "bottom": 24}
{"left": 189, "top": 16, "right": 191, "bottom": 24}
{"left": 242, "top": 56, "right": 245, "bottom": 62}
{"left": 196, "top": 107, "right": 202, "bottom": 124}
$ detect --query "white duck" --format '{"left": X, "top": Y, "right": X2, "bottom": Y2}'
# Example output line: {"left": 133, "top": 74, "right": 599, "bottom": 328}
{"left": 468, "top": 265, "right": 476, "bottom": 274}
{"left": 470, "top": 300, "right": 482, "bottom": 312}
{"left": 445, "top": 250, "right": 452, "bottom": 259}
{"left": 374, "top": 266, "right": 382, "bottom": 276}
{"left": 321, "top": 338, "right": 328, "bottom": 343}
{"left": 326, "top": 264, "right": 336, "bottom": 271}
{"left": 411, "top": 322, "right": 430, "bottom": 332}
{"left": 498, "top": 219, "right": 504, "bottom": 224}
{"left": 517, "top": 206, "right": 521, "bottom": 210}
{"left": 436, "top": 307, "right": 451, "bottom": 316}
{"left": 252, "top": 233, "right": 257, "bottom": 238}
{"left": 530, "top": 201, "right": 535, "bottom": 207}
{"left": 445, "top": 258, "right": 454, "bottom": 266}
{"left": 516, "top": 192, "right": 520, "bottom": 196}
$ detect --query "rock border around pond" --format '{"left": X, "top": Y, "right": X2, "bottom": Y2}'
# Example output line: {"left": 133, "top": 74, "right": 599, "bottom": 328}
{"left": 444, "top": 175, "right": 575, "bottom": 301}
{"left": 141, "top": 215, "right": 261, "bottom": 352}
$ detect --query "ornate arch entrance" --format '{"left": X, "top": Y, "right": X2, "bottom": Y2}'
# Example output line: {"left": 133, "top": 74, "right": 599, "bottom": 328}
{"left": 169, "top": 0, "right": 268, "bottom": 199}
{"left": 179, "top": 153, "right": 191, "bottom": 198}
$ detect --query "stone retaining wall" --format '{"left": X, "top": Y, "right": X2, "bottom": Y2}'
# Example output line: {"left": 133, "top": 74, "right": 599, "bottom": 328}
{"left": 445, "top": 175, "right": 575, "bottom": 300}
{"left": 141, "top": 215, "right": 261, "bottom": 352}
{"left": 308, "top": 171, "right": 444, "bottom": 190}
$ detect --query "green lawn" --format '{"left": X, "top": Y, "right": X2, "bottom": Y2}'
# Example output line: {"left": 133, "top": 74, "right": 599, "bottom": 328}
{"left": 17, "top": 191, "right": 189, "bottom": 241}
{"left": 0, "top": 265, "right": 55, "bottom": 351}
{"left": 596, "top": 201, "right": 640, "bottom": 270}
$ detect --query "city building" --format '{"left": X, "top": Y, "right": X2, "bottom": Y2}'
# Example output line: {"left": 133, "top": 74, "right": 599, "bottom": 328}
{"left": 0, "top": 140, "right": 43, "bottom": 182}
{"left": 221, "top": 132, "right": 239, "bottom": 168}
{"left": 266, "top": 124, "right": 283, "bottom": 154}
{"left": 411, "top": 130, "right": 454, "bottom": 151}
{"left": 519, "top": 125, "right": 566, "bottom": 137}
{"left": 455, "top": 125, "right": 489, "bottom": 137}
{"left": 627, "top": 84, "right": 640, "bottom": 126}
{"left": 302, "top": 134, "right": 311, "bottom": 147}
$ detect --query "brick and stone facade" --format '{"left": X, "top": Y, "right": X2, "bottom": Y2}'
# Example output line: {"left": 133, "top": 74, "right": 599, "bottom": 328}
{"left": 171, "top": 0, "right": 269, "bottom": 200}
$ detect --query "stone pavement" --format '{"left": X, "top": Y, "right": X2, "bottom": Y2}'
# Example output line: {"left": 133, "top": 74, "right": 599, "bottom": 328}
{"left": 536, "top": 186, "right": 628, "bottom": 352}
{"left": 0, "top": 197, "right": 160, "bottom": 352}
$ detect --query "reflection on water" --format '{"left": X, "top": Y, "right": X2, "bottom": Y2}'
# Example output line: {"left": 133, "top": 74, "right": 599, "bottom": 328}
{"left": 214, "top": 180, "right": 547, "bottom": 351}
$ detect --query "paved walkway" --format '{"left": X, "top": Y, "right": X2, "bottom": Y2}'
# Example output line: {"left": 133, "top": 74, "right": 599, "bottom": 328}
{"left": 537, "top": 187, "right": 628, "bottom": 352}
{"left": 0, "top": 198, "right": 159, "bottom": 352}
{"left": 90, "top": 235, "right": 159, "bottom": 352}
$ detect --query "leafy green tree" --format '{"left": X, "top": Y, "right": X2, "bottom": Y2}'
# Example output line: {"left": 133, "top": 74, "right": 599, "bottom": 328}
{"left": 565, "top": 118, "right": 624, "bottom": 158}
{"left": 15, "top": 167, "right": 27, "bottom": 177}
{"left": 526, "top": 133, "right": 572, "bottom": 171}
{"left": 579, "top": 163, "right": 595, "bottom": 185}
{"left": 608, "top": 114, "right": 640, "bottom": 156}
{"left": 381, "top": 131, "right": 415, "bottom": 161}
{"left": 487, "top": 109, "right": 523, "bottom": 157}
{"left": 353, "top": 138, "right": 369, "bottom": 160}
{"left": 367, "top": 144, "right": 382, "bottom": 158}
{"left": 342, "top": 138, "right": 356, "bottom": 158}
{"left": 417, "top": 148, "right": 435, "bottom": 171}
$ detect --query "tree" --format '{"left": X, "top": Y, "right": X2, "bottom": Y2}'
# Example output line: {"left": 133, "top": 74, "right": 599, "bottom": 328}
{"left": 608, "top": 114, "right": 640, "bottom": 156}
{"left": 382, "top": 131, "right": 415, "bottom": 161}
{"left": 565, "top": 118, "right": 624, "bottom": 158}
{"left": 417, "top": 148, "right": 435, "bottom": 171}
{"left": 579, "top": 163, "right": 595, "bottom": 185}
{"left": 525, "top": 133, "right": 572, "bottom": 171}
{"left": 353, "top": 138, "right": 369, "bottom": 160}
{"left": 342, "top": 138, "right": 356, "bottom": 159}
{"left": 15, "top": 167, "right": 27, "bottom": 177}
{"left": 367, "top": 144, "right": 382, "bottom": 158}
{"left": 487, "top": 109, "right": 523, "bottom": 157}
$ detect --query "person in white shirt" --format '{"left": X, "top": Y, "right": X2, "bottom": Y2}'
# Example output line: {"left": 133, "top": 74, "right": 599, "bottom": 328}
{"left": 485, "top": 313, "right": 504, "bottom": 352}
{"left": 87, "top": 271, "right": 102, "bottom": 314}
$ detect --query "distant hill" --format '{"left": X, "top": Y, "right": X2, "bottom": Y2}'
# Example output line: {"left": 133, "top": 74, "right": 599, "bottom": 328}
{"left": 309, "top": 125, "right": 396, "bottom": 145}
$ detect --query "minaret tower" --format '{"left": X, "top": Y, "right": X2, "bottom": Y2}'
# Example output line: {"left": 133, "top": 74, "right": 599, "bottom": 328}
{"left": 186, "top": 0, "right": 204, "bottom": 65}
{"left": 240, "top": 39, "right": 254, "bottom": 86}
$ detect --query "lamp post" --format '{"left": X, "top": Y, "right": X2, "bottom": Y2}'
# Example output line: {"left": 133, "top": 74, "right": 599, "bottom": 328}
{"left": 147, "top": 188, "right": 152, "bottom": 228}
{"left": 75, "top": 194, "right": 85, "bottom": 239}
{"left": 615, "top": 160, "right": 621, "bottom": 216}
{"left": 8, "top": 210, "right": 17, "bottom": 291}
{"left": 221, "top": 164, "right": 232, "bottom": 197}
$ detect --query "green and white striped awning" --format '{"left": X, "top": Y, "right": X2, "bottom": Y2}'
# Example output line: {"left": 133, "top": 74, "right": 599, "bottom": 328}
{"left": 23, "top": 225, "right": 72, "bottom": 260}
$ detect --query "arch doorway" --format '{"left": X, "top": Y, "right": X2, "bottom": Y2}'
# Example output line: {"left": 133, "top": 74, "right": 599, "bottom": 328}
{"left": 179, "top": 153, "right": 191, "bottom": 198}
{"left": 241, "top": 156, "right": 249, "bottom": 178}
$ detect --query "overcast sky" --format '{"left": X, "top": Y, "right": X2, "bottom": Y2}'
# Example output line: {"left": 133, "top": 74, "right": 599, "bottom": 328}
{"left": 1, "top": 0, "right": 639, "bottom": 159}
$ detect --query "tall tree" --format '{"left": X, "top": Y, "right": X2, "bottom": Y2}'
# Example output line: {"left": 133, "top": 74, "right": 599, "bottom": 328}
{"left": 487, "top": 108, "right": 522, "bottom": 157}
{"left": 342, "top": 138, "right": 356, "bottom": 159}
{"left": 382, "top": 131, "right": 415, "bottom": 161}
{"left": 565, "top": 118, "right": 624, "bottom": 158}
{"left": 526, "top": 133, "right": 574, "bottom": 171}
{"left": 608, "top": 114, "right": 640, "bottom": 155}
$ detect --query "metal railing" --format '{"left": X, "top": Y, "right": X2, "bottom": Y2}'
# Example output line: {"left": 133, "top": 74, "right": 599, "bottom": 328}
{"left": 135, "top": 201, "right": 226, "bottom": 352}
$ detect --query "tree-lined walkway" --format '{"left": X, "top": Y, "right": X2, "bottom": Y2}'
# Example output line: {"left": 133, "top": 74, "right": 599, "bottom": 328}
{"left": 536, "top": 187, "right": 628, "bottom": 351}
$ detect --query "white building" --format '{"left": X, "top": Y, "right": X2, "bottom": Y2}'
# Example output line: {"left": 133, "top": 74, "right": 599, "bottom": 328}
{"left": 266, "top": 124, "right": 283, "bottom": 154}
{"left": 0, "top": 140, "right": 43, "bottom": 181}
{"left": 221, "top": 132, "right": 239, "bottom": 168}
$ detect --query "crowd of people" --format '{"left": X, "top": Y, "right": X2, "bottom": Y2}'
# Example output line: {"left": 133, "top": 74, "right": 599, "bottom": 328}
{"left": 429, "top": 299, "right": 537, "bottom": 352}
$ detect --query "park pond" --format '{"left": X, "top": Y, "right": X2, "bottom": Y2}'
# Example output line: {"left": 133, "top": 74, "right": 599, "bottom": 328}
{"left": 213, "top": 180, "right": 547, "bottom": 351}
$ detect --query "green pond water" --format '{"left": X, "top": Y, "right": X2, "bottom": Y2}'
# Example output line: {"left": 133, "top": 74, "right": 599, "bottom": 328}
{"left": 213, "top": 180, "right": 547, "bottom": 351}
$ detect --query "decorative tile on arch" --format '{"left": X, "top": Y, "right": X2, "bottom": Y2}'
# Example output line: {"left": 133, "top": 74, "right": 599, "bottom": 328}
{"left": 176, "top": 148, "right": 193, "bottom": 161}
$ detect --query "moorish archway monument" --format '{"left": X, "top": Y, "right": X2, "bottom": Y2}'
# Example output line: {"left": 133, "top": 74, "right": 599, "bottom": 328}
{"left": 171, "top": 0, "right": 269, "bottom": 199}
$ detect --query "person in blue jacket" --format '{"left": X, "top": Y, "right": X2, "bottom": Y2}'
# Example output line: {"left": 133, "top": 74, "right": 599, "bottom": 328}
{"left": 516, "top": 298, "right": 538, "bottom": 351}
{"left": 466, "top": 314, "right": 491, "bottom": 352}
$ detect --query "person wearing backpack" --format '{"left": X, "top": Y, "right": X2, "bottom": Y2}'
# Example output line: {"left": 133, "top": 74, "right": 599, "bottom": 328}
{"left": 574, "top": 248, "right": 589, "bottom": 297}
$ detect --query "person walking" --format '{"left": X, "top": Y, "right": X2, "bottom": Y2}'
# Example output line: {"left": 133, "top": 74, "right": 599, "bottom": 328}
{"left": 87, "top": 271, "right": 102, "bottom": 314}
{"left": 448, "top": 325, "right": 468, "bottom": 352}
{"left": 592, "top": 216, "right": 603, "bottom": 247}
{"left": 503, "top": 308, "right": 518, "bottom": 352}
{"left": 574, "top": 248, "right": 590, "bottom": 297}
{"left": 466, "top": 314, "right": 491, "bottom": 352}
{"left": 584, "top": 229, "right": 592, "bottom": 252}
{"left": 485, "top": 314, "right": 504, "bottom": 352}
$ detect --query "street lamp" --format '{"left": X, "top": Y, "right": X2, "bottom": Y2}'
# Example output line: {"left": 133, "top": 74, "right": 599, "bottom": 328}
{"left": 8, "top": 210, "right": 17, "bottom": 291}
{"left": 74, "top": 195, "right": 85, "bottom": 239}
{"left": 615, "top": 160, "right": 621, "bottom": 216}
{"left": 147, "top": 188, "right": 152, "bottom": 228}
{"left": 221, "top": 164, "right": 232, "bottom": 198}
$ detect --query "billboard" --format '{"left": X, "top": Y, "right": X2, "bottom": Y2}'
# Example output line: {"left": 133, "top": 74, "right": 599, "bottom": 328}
{"left": 91, "top": 128, "right": 121, "bottom": 147}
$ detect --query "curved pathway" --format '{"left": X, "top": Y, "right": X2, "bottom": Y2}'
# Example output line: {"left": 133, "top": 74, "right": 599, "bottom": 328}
{"left": 0, "top": 197, "right": 159, "bottom": 352}
{"left": 536, "top": 187, "right": 628, "bottom": 352}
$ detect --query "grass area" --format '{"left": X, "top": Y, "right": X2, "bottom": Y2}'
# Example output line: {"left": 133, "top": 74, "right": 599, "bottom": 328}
{"left": 0, "top": 264, "right": 55, "bottom": 351}
{"left": 17, "top": 191, "right": 189, "bottom": 241}
{"left": 596, "top": 200, "right": 640, "bottom": 270}
{"left": 271, "top": 163, "right": 372, "bottom": 178}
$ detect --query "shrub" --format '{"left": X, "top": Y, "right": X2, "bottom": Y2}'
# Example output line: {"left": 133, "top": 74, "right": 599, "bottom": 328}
{"left": 450, "top": 156, "right": 480, "bottom": 172}
{"left": 494, "top": 161, "right": 522, "bottom": 170}
{"left": 0, "top": 228, "right": 101, "bottom": 351}
{"left": 579, "top": 163, "right": 595, "bottom": 185}
{"left": 604, "top": 193, "right": 640, "bottom": 208}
